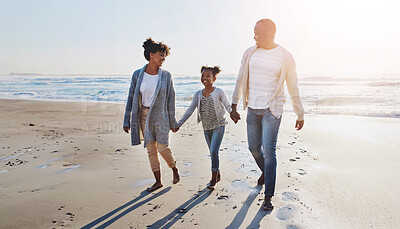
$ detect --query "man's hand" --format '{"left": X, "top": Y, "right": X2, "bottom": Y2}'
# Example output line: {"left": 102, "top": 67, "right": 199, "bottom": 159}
{"left": 230, "top": 111, "right": 241, "bottom": 124}
{"left": 295, "top": 120, "right": 304, "bottom": 130}
{"left": 230, "top": 104, "right": 241, "bottom": 124}
{"left": 123, "top": 126, "right": 130, "bottom": 133}
{"left": 171, "top": 127, "right": 179, "bottom": 133}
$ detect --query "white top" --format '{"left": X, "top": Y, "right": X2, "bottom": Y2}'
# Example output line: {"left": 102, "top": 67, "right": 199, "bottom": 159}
{"left": 248, "top": 46, "right": 283, "bottom": 109}
{"left": 140, "top": 72, "right": 159, "bottom": 107}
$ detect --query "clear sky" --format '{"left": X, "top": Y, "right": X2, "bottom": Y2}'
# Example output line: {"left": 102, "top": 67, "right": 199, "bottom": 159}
{"left": 1, "top": 0, "right": 399, "bottom": 76}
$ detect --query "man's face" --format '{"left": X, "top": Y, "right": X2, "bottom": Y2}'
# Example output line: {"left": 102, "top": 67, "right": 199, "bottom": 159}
{"left": 254, "top": 23, "right": 272, "bottom": 47}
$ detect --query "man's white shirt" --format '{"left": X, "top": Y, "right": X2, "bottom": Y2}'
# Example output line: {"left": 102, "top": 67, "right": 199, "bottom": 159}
{"left": 248, "top": 45, "right": 283, "bottom": 109}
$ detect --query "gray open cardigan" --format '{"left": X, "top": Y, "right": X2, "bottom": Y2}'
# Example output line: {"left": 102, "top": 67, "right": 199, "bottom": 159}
{"left": 123, "top": 65, "right": 178, "bottom": 148}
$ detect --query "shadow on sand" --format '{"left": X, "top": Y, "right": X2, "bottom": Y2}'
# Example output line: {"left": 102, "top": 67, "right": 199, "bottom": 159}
{"left": 226, "top": 185, "right": 271, "bottom": 229}
{"left": 246, "top": 206, "right": 272, "bottom": 229}
{"left": 81, "top": 187, "right": 171, "bottom": 229}
{"left": 148, "top": 187, "right": 212, "bottom": 228}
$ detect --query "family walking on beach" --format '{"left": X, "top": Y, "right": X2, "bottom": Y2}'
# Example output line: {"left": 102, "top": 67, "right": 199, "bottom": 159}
{"left": 123, "top": 19, "right": 304, "bottom": 211}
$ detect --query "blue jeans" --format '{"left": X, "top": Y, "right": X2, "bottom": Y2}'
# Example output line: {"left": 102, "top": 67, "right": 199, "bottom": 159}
{"left": 204, "top": 125, "right": 225, "bottom": 172}
{"left": 246, "top": 108, "right": 281, "bottom": 196}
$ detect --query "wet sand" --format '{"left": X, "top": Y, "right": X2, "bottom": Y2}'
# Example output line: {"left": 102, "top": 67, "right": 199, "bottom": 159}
{"left": 0, "top": 98, "right": 399, "bottom": 228}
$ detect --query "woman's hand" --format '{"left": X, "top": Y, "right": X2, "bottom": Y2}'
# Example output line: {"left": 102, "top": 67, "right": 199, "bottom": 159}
{"left": 295, "top": 120, "right": 304, "bottom": 130}
{"left": 123, "top": 126, "right": 130, "bottom": 133}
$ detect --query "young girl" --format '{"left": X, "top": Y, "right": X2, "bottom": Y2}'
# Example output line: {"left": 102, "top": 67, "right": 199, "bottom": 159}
{"left": 177, "top": 66, "right": 231, "bottom": 190}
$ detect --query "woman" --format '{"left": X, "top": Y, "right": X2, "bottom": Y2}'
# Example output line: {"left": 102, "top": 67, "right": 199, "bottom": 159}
{"left": 123, "top": 38, "right": 180, "bottom": 192}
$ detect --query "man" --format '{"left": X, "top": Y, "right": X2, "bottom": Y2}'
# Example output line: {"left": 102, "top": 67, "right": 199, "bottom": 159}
{"left": 230, "top": 19, "right": 304, "bottom": 211}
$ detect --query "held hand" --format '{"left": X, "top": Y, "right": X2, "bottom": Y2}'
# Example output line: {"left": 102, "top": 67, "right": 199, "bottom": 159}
{"left": 123, "top": 126, "right": 130, "bottom": 133}
{"left": 230, "top": 111, "right": 241, "bottom": 124}
{"left": 295, "top": 120, "right": 304, "bottom": 130}
{"left": 171, "top": 127, "right": 179, "bottom": 133}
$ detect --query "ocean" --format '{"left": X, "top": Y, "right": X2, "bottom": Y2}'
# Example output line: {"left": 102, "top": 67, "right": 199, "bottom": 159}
{"left": 1, "top": 73, "right": 399, "bottom": 119}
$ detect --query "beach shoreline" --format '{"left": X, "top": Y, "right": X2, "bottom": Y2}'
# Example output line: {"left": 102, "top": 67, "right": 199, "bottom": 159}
{"left": 1, "top": 99, "right": 399, "bottom": 228}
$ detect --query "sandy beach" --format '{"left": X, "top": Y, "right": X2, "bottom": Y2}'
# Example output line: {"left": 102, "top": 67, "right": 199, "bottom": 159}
{"left": 0, "top": 98, "right": 399, "bottom": 229}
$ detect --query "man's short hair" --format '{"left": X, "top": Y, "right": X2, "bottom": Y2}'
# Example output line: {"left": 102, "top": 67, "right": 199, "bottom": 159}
{"left": 256, "top": 19, "right": 276, "bottom": 36}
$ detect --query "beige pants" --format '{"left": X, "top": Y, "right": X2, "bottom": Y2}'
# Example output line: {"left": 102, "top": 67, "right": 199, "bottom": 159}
{"left": 141, "top": 107, "right": 176, "bottom": 172}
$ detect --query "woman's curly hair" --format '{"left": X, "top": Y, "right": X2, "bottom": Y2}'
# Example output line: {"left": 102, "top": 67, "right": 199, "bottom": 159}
{"left": 201, "top": 66, "right": 221, "bottom": 77}
{"left": 142, "top": 38, "right": 171, "bottom": 61}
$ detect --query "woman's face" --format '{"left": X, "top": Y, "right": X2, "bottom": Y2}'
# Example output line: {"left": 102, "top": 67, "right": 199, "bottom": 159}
{"left": 149, "top": 51, "right": 166, "bottom": 67}
{"left": 201, "top": 70, "right": 216, "bottom": 87}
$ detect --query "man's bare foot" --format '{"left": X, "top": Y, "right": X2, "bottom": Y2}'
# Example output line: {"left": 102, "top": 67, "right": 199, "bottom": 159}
{"left": 208, "top": 171, "right": 218, "bottom": 190}
{"left": 172, "top": 167, "right": 180, "bottom": 184}
{"left": 262, "top": 195, "right": 274, "bottom": 211}
{"left": 257, "top": 172, "right": 265, "bottom": 186}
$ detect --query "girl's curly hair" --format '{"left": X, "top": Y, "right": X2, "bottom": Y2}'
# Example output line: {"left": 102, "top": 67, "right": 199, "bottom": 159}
{"left": 142, "top": 38, "right": 171, "bottom": 61}
{"left": 201, "top": 66, "right": 221, "bottom": 77}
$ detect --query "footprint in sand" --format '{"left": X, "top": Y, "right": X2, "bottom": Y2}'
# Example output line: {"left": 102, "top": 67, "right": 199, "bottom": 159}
{"left": 0, "top": 152, "right": 24, "bottom": 161}
{"left": 288, "top": 142, "right": 296, "bottom": 145}
{"left": 229, "top": 179, "right": 255, "bottom": 192}
{"left": 298, "top": 169, "right": 306, "bottom": 175}
{"left": 181, "top": 170, "right": 192, "bottom": 177}
{"left": 63, "top": 164, "right": 80, "bottom": 173}
{"left": 5, "top": 159, "right": 27, "bottom": 166}
{"left": 276, "top": 204, "right": 295, "bottom": 221}
{"left": 150, "top": 204, "right": 162, "bottom": 212}
{"left": 282, "top": 191, "right": 299, "bottom": 202}
{"left": 53, "top": 205, "right": 75, "bottom": 225}
{"left": 131, "top": 179, "right": 154, "bottom": 188}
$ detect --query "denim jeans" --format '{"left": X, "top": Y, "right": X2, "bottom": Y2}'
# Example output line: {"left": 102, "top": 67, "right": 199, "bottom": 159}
{"left": 246, "top": 108, "right": 282, "bottom": 196}
{"left": 203, "top": 125, "right": 225, "bottom": 172}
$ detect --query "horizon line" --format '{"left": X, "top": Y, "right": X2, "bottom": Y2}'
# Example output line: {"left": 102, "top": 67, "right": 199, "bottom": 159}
{"left": 3, "top": 72, "right": 400, "bottom": 77}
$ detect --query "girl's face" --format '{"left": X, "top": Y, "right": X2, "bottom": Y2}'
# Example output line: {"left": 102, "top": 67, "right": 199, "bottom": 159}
{"left": 201, "top": 70, "right": 216, "bottom": 87}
